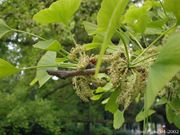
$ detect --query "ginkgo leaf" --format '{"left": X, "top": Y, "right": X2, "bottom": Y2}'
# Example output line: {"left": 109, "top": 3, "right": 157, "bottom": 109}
{"left": 0, "top": 19, "right": 12, "bottom": 38}
{"left": 83, "top": 21, "right": 97, "bottom": 36}
{"left": 83, "top": 43, "right": 99, "bottom": 51}
{"left": 33, "top": 40, "right": 61, "bottom": 51}
{"left": 136, "top": 110, "right": 155, "bottom": 122}
{"left": 145, "top": 32, "right": 180, "bottom": 111}
{"left": 0, "top": 58, "right": 20, "bottom": 78}
{"left": 113, "top": 110, "right": 124, "bottom": 129}
{"left": 124, "top": 2, "right": 152, "bottom": 33}
{"left": 166, "top": 104, "right": 180, "bottom": 128}
{"left": 145, "top": 20, "right": 166, "bottom": 35}
{"left": 95, "top": 0, "right": 129, "bottom": 75}
{"left": 33, "top": 51, "right": 57, "bottom": 87}
{"left": 170, "top": 98, "right": 180, "bottom": 111}
{"left": 95, "top": 82, "right": 113, "bottom": 94}
{"left": 33, "top": 0, "right": 82, "bottom": 25}
{"left": 105, "top": 89, "right": 120, "bottom": 113}
{"left": 55, "top": 58, "right": 67, "bottom": 63}
{"left": 166, "top": 104, "right": 174, "bottom": 124}
{"left": 163, "top": 0, "right": 180, "bottom": 25}
{"left": 173, "top": 115, "right": 180, "bottom": 129}
{"left": 90, "top": 94, "right": 102, "bottom": 101}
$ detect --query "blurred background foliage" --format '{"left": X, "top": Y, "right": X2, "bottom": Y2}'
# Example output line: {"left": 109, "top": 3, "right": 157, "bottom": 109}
{"left": 0, "top": 0, "right": 179, "bottom": 135}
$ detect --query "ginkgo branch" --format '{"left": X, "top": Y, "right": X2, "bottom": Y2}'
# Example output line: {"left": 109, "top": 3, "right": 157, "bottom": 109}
{"left": 47, "top": 68, "right": 109, "bottom": 78}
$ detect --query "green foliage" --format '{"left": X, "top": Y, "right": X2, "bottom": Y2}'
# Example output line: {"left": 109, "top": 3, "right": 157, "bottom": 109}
{"left": 166, "top": 103, "right": 180, "bottom": 128}
{"left": 113, "top": 110, "right": 124, "bottom": 129}
{"left": 33, "top": 40, "right": 61, "bottom": 51}
{"left": 145, "top": 32, "right": 180, "bottom": 111}
{"left": 166, "top": 104, "right": 174, "bottom": 124}
{"left": 105, "top": 89, "right": 119, "bottom": 113}
{"left": 32, "top": 51, "right": 57, "bottom": 87}
{"left": 136, "top": 109, "right": 155, "bottom": 122}
{"left": 92, "top": 126, "right": 113, "bottom": 135}
{"left": 0, "top": 58, "right": 20, "bottom": 78}
{"left": 33, "top": 0, "right": 82, "bottom": 25}
{"left": 0, "top": 19, "right": 12, "bottom": 38}
{"left": 83, "top": 21, "right": 97, "bottom": 36}
{"left": 163, "top": 0, "right": 180, "bottom": 25}
{"left": 124, "top": 2, "right": 152, "bottom": 33}
{"left": 0, "top": 89, "right": 61, "bottom": 134}
{"left": 7, "top": 99, "right": 60, "bottom": 133}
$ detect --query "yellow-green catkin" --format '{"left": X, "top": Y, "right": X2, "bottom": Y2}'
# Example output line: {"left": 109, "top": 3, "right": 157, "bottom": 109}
{"left": 68, "top": 45, "right": 84, "bottom": 60}
{"left": 72, "top": 76, "right": 93, "bottom": 102}
{"left": 116, "top": 73, "right": 136, "bottom": 109}
{"left": 109, "top": 51, "right": 126, "bottom": 87}
{"left": 77, "top": 55, "right": 90, "bottom": 69}
{"left": 116, "top": 68, "right": 147, "bottom": 110}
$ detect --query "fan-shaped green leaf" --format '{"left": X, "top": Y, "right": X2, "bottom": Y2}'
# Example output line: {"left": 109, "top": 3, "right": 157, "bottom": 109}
{"left": 124, "top": 2, "right": 152, "bottom": 33}
{"left": 56, "top": 58, "right": 67, "bottom": 63}
{"left": 33, "top": 0, "right": 82, "bottom": 25}
{"left": 0, "top": 58, "right": 20, "bottom": 78}
{"left": 166, "top": 104, "right": 180, "bottom": 128}
{"left": 170, "top": 98, "right": 180, "bottom": 112}
{"left": 173, "top": 115, "right": 180, "bottom": 129}
{"left": 33, "top": 40, "right": 61, "bottom": 51}
{"left": 83, "top": 21, "right": 97, "bottom": 36}
{"left": 90, "top": 94, "right": 103, "bottom": 101}
{"left": 145, "top": 19, "right": 166, "bottom": 34}
{"left": 105, "top": 89, "right": 120, "bottom": 113}
{"left": 113, "top": 110, "right": 124, "bottom": 129}
{"left": 95, "top": 0, "right": 129, "bottom": 75}
{"left": 145, "top": 32, "right": 180, "bottom": 111}
{"left": 163, "top": 0, "right": 180, "bottom": 25}
{"left": 33, "top": 52, "right": 57, "bottom": 87}
{"left": 166, "top": 104, "right": 174, "bottom": 124}
{"left": 0, "top": 19, "right": 12, "bottom": 38}
{"left": 136, "top": 110, "right": 155, "bottom": 122}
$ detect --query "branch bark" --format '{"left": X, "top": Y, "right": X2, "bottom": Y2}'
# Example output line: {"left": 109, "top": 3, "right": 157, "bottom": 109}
{"left": 47, "top": 68, "right": 108, "bottom": 79}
